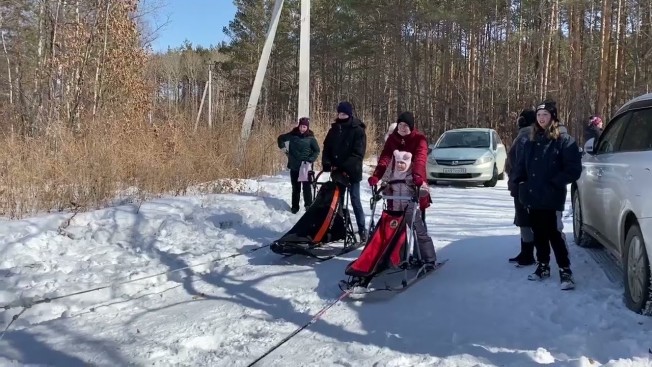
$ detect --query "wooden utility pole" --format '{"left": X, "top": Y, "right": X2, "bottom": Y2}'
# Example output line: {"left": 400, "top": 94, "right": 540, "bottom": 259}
{"left": 208, "top": 62, "right": 212, "bottom": 128}
{"left": 297, "top": 0, "right": 310, "bottom": 121}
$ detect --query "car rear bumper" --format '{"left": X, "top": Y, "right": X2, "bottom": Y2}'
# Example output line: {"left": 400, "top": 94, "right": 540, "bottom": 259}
{"left": 426, "top": 161, "right": 494, "bottom": 182}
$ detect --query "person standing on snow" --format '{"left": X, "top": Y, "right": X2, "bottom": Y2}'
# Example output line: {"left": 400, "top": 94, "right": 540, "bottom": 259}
{"left": 383, "top": 120, "right": 431, "bottom": 227}
{"left": 584, "top": 115, "right": 603, "bottom": 146}
{"left": 508, "top": 100, "right": 582, "bottom": 290}
{"left": 505, "top": 109, "right": 537, "bottom": 266}
{"left": 368, "top": 111, "right": 436, "bottom": 267}
{"left": 277, "top": 117, "right": 320, "bottom": 213}
{"left": 321, "top": 101, "right": 368, "bottom": 243}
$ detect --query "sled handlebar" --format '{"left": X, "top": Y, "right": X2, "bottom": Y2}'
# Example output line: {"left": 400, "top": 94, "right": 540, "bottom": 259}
{"left": 371, "top": 183, "right": 420, "bottom": 203}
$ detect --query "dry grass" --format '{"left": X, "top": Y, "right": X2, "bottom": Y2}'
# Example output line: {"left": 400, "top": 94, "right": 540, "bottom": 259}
{"left": 0, "top": 111, "right": 379, "bottom": 219}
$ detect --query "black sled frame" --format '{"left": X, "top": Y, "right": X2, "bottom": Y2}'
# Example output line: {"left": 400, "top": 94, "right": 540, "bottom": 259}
{"left": 340, "top": 180, "right": 436, "bottom": 292}
{"left": 269, "top": 171, "right": 361, "bottom": 261}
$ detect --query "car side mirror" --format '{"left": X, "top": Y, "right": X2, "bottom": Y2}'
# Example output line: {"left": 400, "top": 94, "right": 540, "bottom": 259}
{"left": 584, "top": 138, "right": 595, "bottom": 155}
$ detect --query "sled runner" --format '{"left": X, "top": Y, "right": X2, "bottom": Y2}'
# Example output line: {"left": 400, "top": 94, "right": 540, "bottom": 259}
{"left": 269, "top": 171, "right": 363, "bottom": 261}
{"left": 339, "top": 181, "right": 445, "bottom": 294}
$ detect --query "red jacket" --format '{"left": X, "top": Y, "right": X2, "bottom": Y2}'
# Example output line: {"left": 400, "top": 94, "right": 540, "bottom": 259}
{"left": 372, "top": 129, "right": 432, "bottom": 209}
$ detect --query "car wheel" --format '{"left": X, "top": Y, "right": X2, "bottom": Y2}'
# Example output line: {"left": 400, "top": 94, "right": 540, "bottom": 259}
{"left": 483, "top": 165, "right": 498, "bottom": 187}
{"left": 572, "top": 190, "right": 599, "bottom": 248}
{"left": 623, "top": 223, "right": 652, "bottom": 315}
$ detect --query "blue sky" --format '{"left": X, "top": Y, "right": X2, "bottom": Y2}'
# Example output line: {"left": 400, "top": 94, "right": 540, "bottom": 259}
{"left": 145, "top": 0, "right": 237, "bottom": 52}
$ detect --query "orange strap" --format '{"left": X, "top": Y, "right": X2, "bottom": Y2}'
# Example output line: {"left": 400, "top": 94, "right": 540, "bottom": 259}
{"left": 314, "top": 186, "right": 341, "bottom": 242}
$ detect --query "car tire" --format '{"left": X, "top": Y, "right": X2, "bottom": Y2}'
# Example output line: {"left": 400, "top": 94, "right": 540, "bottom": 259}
{"left": 623, "top": 223, "right": 652, "bottom": 315}
{"left": 572, "top": 189, "right": 600, "bottom": 248}
{"left": 483, "top": 165, "right": 498, "bottom": 187}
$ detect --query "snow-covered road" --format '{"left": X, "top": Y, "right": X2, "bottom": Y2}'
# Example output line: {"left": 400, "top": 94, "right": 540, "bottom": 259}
{"left": 1, "top": 169, "right": 650, "bottom": 366}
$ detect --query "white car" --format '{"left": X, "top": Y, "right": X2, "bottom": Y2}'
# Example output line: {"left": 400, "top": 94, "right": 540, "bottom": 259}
{"left": 426, "top": 128, "right": 507, "bottom": 187}
{"left": 572, "top": 92, "right": 652, "bottom": 315}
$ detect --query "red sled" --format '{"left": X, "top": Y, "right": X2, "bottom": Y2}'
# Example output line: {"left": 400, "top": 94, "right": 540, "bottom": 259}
{"left": 342, "top": 180, "right": 436, "bottom": 291}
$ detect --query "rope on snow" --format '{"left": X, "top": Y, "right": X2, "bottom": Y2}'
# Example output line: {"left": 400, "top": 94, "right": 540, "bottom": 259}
{"left": 1, "top": 244, "right": 272, "bottom": 312}
{"left": 245, "top": 289, "right": 351, "bottom": 367}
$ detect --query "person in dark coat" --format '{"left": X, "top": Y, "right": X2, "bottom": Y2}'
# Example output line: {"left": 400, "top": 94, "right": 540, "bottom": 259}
{"left": 505, "top": 109, "right": 537, "bottom": 266}
{"left": 509, "top": 100, "right": 583, "bottom": 290}
{"left": 584, "top": 115, "right": 603, "bottom": 146}
{"left": 322, "top": 101, "right": 368, "bottom": 242}
{"left": 277, "top": 117, "right": 320, "bottom": 213}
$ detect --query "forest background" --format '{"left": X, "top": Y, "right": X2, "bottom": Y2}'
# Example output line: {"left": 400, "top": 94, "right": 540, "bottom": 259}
{"left": 1, "top": 0, "right": 650, "bottom": 218}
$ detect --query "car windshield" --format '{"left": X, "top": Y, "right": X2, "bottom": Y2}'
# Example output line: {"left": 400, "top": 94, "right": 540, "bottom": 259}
{"left": 436, "top": 131, "right": 490, "bottom": 148}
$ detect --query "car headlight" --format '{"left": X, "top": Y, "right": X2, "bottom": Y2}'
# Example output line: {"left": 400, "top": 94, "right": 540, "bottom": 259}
{"left": 428, "top": 156, "right": 438, "bottom": 164}
{"left": 475, "top": 155, "right": 493, "bottom": 165}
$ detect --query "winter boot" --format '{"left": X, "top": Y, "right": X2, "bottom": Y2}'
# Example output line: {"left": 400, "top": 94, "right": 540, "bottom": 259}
{"left": 559, "top": 267, "right": 575, "bottom": 290}
{"left": 528, "top": 262, "right": 551, "bottom": 281}
{"left": 358, "top": 229, "right": 367, "bottom": 244}
{"left": 424, "top": 261, "right": 437, "bottom": 272}
{"left": 516, "top": 242, "right": 536, "bottom": 267}
{"left": 509, "top": 240, "right": 528, "bottom": 263}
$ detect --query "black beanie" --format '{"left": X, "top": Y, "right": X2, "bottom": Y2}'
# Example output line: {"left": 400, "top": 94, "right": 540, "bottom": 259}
{"left": 518, "top": 109, "right": 536, "bottom": 128}
{"left": 337, "top": 101, "right": 354, "bottom": 117}
{"left": 397, "top": 111, "right": 415, "bottom": 130}
{"left": 536, "top": 100, "right": 559, "bottom": 122}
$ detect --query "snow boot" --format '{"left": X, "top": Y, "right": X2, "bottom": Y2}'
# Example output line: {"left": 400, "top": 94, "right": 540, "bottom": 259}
{"left": 424, "top": 261, "right": 437, "bottom": 272}
{"left": 516, "top": 242, "right": 536, "bottom": 267}
{"left": 528, "top": 262, "right": 550, "bottom": 281}
{"left": 509, "top": 240, "right": 535, "bottom": 264}
{"left": 559, "top": 267, "right": 575, "bottom": 290}
{"left": 358, "top": 229, "right": 367, "bottom": 244}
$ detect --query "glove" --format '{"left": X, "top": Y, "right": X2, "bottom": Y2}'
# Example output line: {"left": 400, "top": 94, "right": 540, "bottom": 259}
{"left": 413, "top": 174, "right": 424, "bottom": 187}
{"left": 368, "top": 176, "right": 379, "bottom": 186}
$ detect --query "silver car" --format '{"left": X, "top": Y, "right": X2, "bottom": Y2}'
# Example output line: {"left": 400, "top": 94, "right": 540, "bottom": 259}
{"left": 572, "top": 92, "right": 652, "bottom": 315}
{"left": 426, "top": 128, "right": 507, "bottom": 187}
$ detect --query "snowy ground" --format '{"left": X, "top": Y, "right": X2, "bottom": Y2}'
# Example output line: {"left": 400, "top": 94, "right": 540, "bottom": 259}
{"left": 1, "top": 166, "right": 651, "bottom": 367}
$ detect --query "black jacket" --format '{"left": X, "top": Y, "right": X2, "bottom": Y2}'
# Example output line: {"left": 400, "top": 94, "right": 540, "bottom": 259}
{"left": 506, "top": 125, "right": 532, "bottom": 196}
{"left": 584, "top": 124, "right": 602, "bottom": 145}
{"left": 508, "top": 128, "right": 582, "bottom": 211}
{"left": 322, "top": 117, "right": 367, "bottom": 182}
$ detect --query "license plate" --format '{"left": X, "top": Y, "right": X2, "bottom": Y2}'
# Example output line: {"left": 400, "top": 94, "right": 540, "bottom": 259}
{"left": 443, "top": 168, "right": 466, "bottom": 174}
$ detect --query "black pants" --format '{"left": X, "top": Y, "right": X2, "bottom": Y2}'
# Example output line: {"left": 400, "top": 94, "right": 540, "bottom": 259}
{"left": 290, "top": 169, "right": 312, "bottom": 210}
{"left": 529, "top": 209, "right": 570, "bottom": 268}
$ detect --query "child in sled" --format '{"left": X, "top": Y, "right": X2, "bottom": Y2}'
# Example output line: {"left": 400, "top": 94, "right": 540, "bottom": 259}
{"left": 380, "top": 150, "right": 437, "bottom": 268}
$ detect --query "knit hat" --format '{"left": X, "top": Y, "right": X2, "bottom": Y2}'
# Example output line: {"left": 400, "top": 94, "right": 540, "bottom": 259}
{"left": 397, "top": 111, "right": 415, "bottom": 130}
{"left": 535, "top": 100, "right": 559, "bottom": 122}
{"left": 298, "top": 117, "right": 309, "bottom": 127}
{"left": 517, "top": 109, "right": 536, "bottom": 128}
{"left": 589, "top": 115, "right": 602, "bottom": 126}
{"left": 393, "top": 150, "right": 412, "bottom": 171}
{"left": 337, "top": 101, "right": 353, "bottom": 117}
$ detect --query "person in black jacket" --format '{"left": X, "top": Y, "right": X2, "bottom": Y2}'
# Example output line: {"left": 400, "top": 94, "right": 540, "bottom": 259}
{"left": 583, "top": 115, "right": 603, "bottom": 146}
{"left": 508, "top": 100, "right": 582, "bottom": 290}
{"left": 505, "top": 109, "right": 537, "bottom": 266}
{"left": 277, "top": 117, "right": 321, "bottom": 213}
{"left": 322, "top": 101, "right": 368, "bottom": 242}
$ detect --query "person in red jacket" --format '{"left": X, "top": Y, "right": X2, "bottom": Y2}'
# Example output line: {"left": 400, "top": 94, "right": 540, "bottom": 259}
{"left": 368, "top": 111, "right": 436, "bottom": 267}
